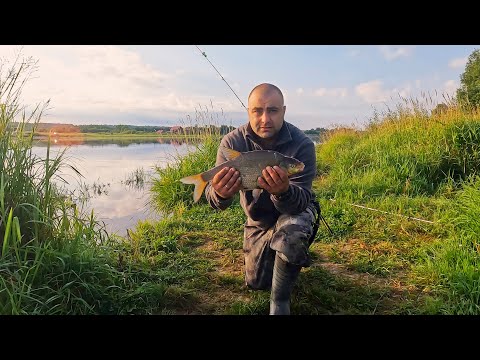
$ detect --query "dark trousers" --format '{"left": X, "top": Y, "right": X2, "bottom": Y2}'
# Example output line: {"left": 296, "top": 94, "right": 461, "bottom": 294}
{"left": 243, "top": 204, "right": 317, "bottom": 290}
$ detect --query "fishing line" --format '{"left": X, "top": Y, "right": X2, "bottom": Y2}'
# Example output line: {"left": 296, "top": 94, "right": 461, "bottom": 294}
{"left": 194, "top": 45, "right": 247, "bottom": 110}
{"left": 330, "top": 199, "right": 435, "bottom": 224}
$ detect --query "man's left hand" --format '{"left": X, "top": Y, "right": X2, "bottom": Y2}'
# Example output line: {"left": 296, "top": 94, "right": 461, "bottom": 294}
{"left": 258, "top": 166, "right": 289, "bottom": 196}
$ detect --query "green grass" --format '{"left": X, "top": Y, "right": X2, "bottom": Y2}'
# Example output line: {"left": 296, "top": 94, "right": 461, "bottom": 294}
{"left": 312, "top": 97, "right": 480, "bottom": 314}
{"left": 4, "top": 51, "right": 480, "bottom": 314}
{"left": 0, "top": 53, "right": 204, "bottom": 315}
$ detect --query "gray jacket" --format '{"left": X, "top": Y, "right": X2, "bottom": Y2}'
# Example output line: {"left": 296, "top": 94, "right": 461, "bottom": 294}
{"left": 205, "top": 121, "right": 317, "bottom": 229}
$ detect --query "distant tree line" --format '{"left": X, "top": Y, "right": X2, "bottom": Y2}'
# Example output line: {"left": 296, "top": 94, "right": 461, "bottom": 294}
{"left": 22, "top": 123, "right": 239, "bottom": 135}
{"left": 304, "top": 127, "right": 328, "bottom": 136}
{"left": 12, "top": 121, "right": 328, "bottom": 137}
{"left": 78, "top": 124, "right": 172, "bottom": 134}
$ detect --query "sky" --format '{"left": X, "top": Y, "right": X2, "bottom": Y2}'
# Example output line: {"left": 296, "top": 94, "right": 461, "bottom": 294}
{"left": 0, "top": 45, "right": 478, "bottom": 130}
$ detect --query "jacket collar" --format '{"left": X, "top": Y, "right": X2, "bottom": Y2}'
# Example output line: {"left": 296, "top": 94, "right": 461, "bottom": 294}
{"left": 245, "top": 121, "right": 293, "bottom": 149}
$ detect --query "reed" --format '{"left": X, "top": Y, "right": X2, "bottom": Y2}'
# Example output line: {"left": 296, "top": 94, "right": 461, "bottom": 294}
{"left": 150, "top": 103, "right": 230, "bottom": 213}
{"left": 0, "top": 52, "right": 112, "bottom": 314}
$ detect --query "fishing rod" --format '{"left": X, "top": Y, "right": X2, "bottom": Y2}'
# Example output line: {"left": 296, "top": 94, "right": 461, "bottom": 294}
{"left": 195, "top": 46, "right": 247, "bottom": 110}
{"left": 195, "top": 45, "right": 335, "bottom": 237}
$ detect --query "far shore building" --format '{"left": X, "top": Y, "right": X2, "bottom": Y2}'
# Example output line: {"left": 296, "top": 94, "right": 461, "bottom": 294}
{"left": 170, "top": 126, "right": 183, "bottom": 134}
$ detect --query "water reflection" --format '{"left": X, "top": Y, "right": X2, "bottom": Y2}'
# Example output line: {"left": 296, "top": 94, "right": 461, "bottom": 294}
{"left": 32, "top": 134, "right": 316, "bottom": 237}
{"left": 306, "top": 134, "right": 321, "bottom": 144}
{"left": 31, "top": 138, "right": 196, "bottom": 237}
{"left": 34, "top": 136, "right": 86, "bottom": 146}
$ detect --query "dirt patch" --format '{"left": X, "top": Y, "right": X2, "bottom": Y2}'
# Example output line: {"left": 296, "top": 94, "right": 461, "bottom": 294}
{"left": 177, "top": 235, "right": 425, "bottom": 314}
{"left": 197, "top": 238, "right": 244, "bottom": 276}
{"left": 314, "top": 260, "right": 417, "bottom": 295}
{"left": 183, "top": 238, "right": 248, "bottom": 314}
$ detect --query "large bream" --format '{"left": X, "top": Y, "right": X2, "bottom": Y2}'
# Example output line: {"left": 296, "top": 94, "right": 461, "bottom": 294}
{"left": 180, "top": 147, "right": 305, "bottom": 203}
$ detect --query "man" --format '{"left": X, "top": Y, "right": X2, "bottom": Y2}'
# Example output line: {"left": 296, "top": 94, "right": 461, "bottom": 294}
{"left": 205, "top": 83, "right": 319, "bottom": 315}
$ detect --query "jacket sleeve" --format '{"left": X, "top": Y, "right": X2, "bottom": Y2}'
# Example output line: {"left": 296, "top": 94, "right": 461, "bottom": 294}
{"left": 270, "top": 139, "right": 316, "bottom": 214}
{"left": 205, "top": 138, "right": 234, "bottom": 210}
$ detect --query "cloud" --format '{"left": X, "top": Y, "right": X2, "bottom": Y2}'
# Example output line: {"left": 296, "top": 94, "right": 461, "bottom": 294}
{"left": 296, "top": 87, "right": 304, "bottom": 95}
{"left": 0, "top": 45, "right": 244, "bottom": 125}
{"left": 355, "top": 79, "right": 413, "bottom": 103}
{"left": 448, "top": 57, "right": 468, "bottom": 69}
{"left": 314, "top": 88, "right": 326, "bottom": 97}
{"left": 398, "top": 87, "right": 411, "bottom": 98}
{"left": 313, "top": 87, "right": 348, "bottom": 97}
{"left": 79, "top": 46, "right": 171, "bottom": 87}
{"left": 444, "top": 80, "right": 458, "bottom": 96}
{"left": 4, "top": 46, "right": 174, "bottom": 110}
{"left": 379, "top": 46, "right": 415, "bottom": 61}
{"left": 355, "top": 80, "right": 389, "bottom": 103}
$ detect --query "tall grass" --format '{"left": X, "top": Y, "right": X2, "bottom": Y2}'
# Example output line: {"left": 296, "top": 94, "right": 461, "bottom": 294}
{"left": 0, "top": 53, "right": 110, "bottom": 313}
{"left": 317, "top": 95, "right": 480, "bottom": 202}
{"left": 1, "top": 55, "right": 51, "bottom": 244}
{"left": 315, "top": 94, "right": 480, "bottom": 313}
{"left": 150, "top": 104, "right": 229, "bottom": 213}
{"left": 0, "top": 52, "right": 168, "bottom": 314}
{"left": 0, "top": 52, "right": 245, "bottom": 315}
{"left": 415, "top": 175, "right": 480, "bottom": 314}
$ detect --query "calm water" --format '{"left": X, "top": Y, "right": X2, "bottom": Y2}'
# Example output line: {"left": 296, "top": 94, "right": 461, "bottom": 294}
{"left": 32, "top": 137, "right": 195, "bottom": 237}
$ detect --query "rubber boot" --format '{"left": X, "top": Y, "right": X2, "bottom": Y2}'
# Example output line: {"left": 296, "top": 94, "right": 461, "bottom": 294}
{"left": 269, "top": 253, "right": 301, "bottom": 315}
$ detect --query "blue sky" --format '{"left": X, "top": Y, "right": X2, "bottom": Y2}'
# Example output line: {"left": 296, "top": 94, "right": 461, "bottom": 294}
{"left": 0, "top": 45, "right": 478, "bottom": 130}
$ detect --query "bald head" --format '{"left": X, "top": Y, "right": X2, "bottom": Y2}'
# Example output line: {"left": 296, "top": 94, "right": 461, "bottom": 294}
{"left": 247, "top": 83, "right": 286, "bottom": 140}
{"left": 248, "top": 83, "right": 284, "bottom": 106}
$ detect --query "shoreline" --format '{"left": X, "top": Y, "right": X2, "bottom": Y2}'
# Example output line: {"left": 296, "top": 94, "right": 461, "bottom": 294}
{"left": 32, "top": 132, "right": 208, "bottom": 140}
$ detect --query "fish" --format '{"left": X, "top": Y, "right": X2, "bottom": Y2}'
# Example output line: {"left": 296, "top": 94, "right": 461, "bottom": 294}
{"left": 180, "top": 147, "right": 305, "bottom": 203}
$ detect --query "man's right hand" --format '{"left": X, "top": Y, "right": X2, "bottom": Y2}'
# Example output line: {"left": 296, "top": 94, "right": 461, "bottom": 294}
{"left": 212, "top": 167, "right": 242, "bottom": 199}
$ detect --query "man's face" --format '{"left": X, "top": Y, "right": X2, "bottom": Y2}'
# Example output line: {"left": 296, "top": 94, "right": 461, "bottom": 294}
{"left": 248, "top": 89, "right": 286, "bottom": 139}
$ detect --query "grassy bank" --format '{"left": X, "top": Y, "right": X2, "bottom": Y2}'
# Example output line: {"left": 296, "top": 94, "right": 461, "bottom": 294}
{"left": 145, "top": 96, "right": 480, "bottom": 314}
{"left": 3, "top": 54, "right": 480, "bottom": 314}
{"left": 313, "top": 100, "right": 480, "bottom": 314}
{"left": 0, "top": 55, "right": 205, "bottom": 314}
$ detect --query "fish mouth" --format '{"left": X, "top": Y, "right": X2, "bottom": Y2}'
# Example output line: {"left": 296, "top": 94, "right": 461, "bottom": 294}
{"left": 299, "top": 162, "right": 305, "bottom": 172}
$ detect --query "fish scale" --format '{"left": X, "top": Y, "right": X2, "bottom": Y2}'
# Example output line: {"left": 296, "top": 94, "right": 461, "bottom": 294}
{"left": 240, "top": 169, "right": 261, "bottom": 189}
{"left": 237, "top": 156, "right": 277, "bottom": 189}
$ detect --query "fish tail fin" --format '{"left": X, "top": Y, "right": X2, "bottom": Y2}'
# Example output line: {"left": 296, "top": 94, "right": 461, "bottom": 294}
{"left": 180, "top": 174, "right": 208, "bottom": 203}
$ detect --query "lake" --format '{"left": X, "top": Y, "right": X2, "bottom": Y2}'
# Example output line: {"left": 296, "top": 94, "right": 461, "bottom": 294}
{"left": 31, "top": 134, "right": 320, "bottom": 238}
{"left": 32, "top": 137, "right": 195, "bottom": 237}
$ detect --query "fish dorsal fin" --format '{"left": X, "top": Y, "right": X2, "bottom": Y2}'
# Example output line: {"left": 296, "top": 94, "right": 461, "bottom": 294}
{"left": 221, "top": 147, "right": 242, "bottom": 161}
